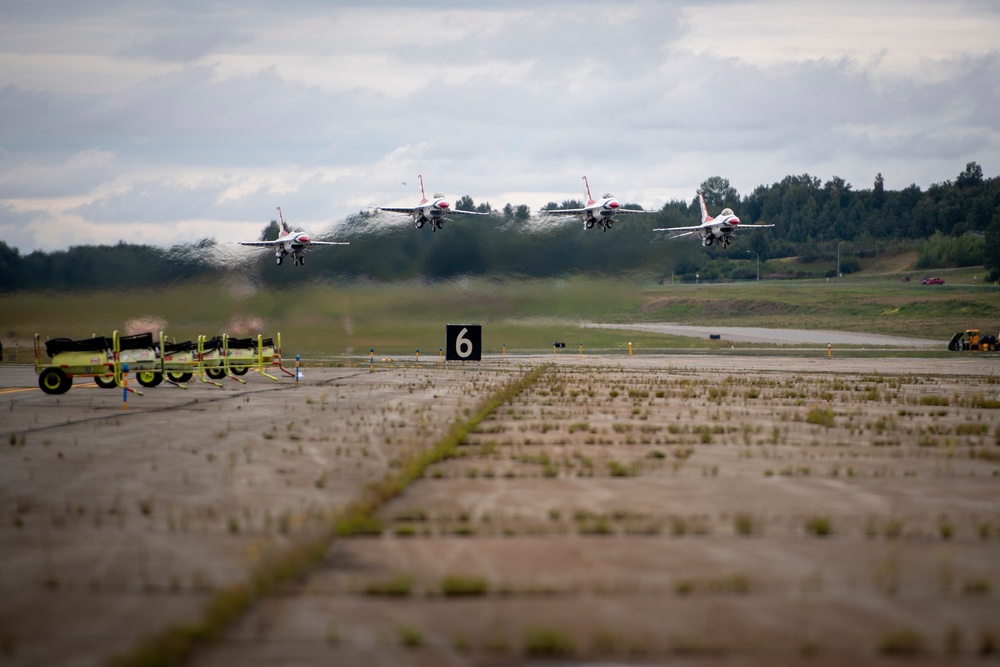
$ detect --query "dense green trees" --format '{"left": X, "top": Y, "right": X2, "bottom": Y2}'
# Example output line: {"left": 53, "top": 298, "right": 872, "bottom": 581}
{"left": 741, "top": 163, "right": 997, "bottom": 248}
{"left": 1, "top": 163, "right": 996, "bottom": 291}
{"left": 985, "top": 219, "right": 1000, "bottom": 282}
{"left": 0, "top": 240, "right": 220, "bottom": 291}
{"left": 721, "top": 163, "right": 998, "bottom": 273}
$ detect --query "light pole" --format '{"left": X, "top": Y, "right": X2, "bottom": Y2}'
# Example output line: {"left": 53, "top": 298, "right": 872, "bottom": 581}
{"left": 837, "top": 241, "right": 845, "bottom": 278}
{"left": 747, "top": 250, "right": 759, "bottom": 282}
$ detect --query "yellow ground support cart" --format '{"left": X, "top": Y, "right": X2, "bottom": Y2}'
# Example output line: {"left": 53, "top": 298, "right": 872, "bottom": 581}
{"left": 35, "top": 331, "right": 291, "bottom": 394}
{"left": 196, "top": 334, "right": 279, "bottom": 383}
{"left": 34, "top": 332, "right": 157, "bottom": 395}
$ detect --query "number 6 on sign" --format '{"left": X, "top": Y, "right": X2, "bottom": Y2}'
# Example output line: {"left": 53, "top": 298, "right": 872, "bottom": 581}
{"left": 455, "top": 328, "right": 473, "bottom": 357}
{"left": 446, "top": 324, "right": 482, "bottom": 362}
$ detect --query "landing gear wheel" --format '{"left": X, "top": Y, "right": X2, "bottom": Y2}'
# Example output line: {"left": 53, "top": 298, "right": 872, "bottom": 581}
{"left": 585, "top": 220, "right": 595, "bottom": 230}
{"left": 276, "top": 256, "right": 283, "bottom": 265}
{"left": 136, "top": 371, "right": 163, "bottom": 388}
{"left": 298, "top": 256, "right": 305, "bottom": 266}
{"left": 705, "top": 237, "right": 714, "bottom": 246}
{"left": 39, "top": 368, "right": 72, "bottom": 395}
{"left": 231, "top": 366, "right": 249, "bottom": 376}
{"left": 416, "top": 220, "right": 425, "bottom": 229}
{"left": 205, "top": 368, "right": 226, "bottom": 380}
{"left": 94, "top": 375, "right": 117, "bottom": 389}
{"left": 167, "top": 372, "right": 193, "bottom": 383}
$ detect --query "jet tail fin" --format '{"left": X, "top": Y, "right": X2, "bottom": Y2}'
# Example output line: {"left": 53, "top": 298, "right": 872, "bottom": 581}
{"left": 583, "top": 176, "right": 595, "bottom": 206}
{"left": 276, "top": 207, "right": 290, "bottom": 235}
{"left": 697, "top": 191, "right": 712, "bottom": 224}
{"left": 418, "top": 175, "right": 428, "bottom": 204}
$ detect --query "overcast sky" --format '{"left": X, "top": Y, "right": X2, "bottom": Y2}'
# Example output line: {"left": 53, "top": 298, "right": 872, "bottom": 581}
{"left": 1, "top": 0, "right": 998, "bottom": 252}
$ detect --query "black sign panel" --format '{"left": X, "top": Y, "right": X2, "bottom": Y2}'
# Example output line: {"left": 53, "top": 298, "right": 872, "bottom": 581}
{"left": 446, "top": 324, "right": 482, "bottom": 362}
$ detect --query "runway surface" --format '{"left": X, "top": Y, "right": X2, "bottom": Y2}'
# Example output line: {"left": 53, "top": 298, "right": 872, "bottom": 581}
{"left": 2, "top": 353, "right": 995, "bottom": 666}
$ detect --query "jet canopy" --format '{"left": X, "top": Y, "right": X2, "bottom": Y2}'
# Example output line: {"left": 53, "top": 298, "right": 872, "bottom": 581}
{"left": 720, "top": 208, "right": 734, "bottom": 216}
{"left": 432, "top": 192, "right": 446, "bottom": 199}
{"left": 602, "top": 193, "right": 615, "bottom": 199}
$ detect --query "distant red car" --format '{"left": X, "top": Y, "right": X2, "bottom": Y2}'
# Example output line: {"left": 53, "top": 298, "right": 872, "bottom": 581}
{"left": 921, "top": 277, "right": 945, "bottom": 285}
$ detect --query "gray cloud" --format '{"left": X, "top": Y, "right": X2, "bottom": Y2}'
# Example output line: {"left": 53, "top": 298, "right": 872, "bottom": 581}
{"left": 0, "top": 149, "right": 120, "bottom": 198}
{"left": 119, "top": 27, "right": 254, "bottom": 63}
{"left": 0, "top": 1, "right": 997, "bottom": 252}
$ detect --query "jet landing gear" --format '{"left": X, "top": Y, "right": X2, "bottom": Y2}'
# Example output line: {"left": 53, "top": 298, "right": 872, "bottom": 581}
{"left": 275, "top": 251, "right": 305, "bottom": 266}
{"left": 723, "top": 235, "right": 733, "bottom": 248}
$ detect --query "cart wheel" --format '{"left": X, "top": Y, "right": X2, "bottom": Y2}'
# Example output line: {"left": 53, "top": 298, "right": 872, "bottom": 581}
{"left": 94, "top": 375, "right": 117, "bottom": 389}
{"left": 205, "top": 368, "right": 226, "bottom": 380}
{"left": 231, "top": 366, "right": 249, "bottom": 376}
{"left": 167, "top": 372, "right": 193, "bottom": 383}
{"left": 39, "top": 368, "right": 72, "bottom": 395}
{"left": 136, "top": 371, "right": 163, "bottom": 388}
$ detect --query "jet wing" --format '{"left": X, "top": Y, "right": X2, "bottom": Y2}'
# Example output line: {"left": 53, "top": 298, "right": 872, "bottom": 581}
{"left": 238, "top": 240, "right": 280, "bottom": 247}
{"left": 612, "top": 208, "right": 648, "bottom": 214}
{"left": 376, "top": 207, "right": 417, "bottom": 214}
{"left": 542, "top": 207, "right": 646, "bottom": 215}
{"left": 306, "top": 241, "right": 350, "bottom": 245}
{"left": 662, "top": 231, "right": 699, "bottom": 239}
{"left": 734, "top": 224, "right": 775, "bottom": 229}
{"left": 449, "top": 209, "right": 492, "bottom": 216}
{"left": 541, "top": 208, "right": 587, "bottom": 215}
{"left": 653, "top": 225, "right": 704, "bottom": 233}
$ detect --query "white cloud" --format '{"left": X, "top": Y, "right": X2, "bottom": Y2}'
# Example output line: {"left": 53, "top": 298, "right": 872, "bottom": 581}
{"left": 675, "top": 1, "right": 1000, "bottom": 83}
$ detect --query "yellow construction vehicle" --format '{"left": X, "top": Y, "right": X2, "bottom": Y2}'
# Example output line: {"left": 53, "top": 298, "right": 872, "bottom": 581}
{"left": 948, "top": 329, "right": 999, "bottom": 351}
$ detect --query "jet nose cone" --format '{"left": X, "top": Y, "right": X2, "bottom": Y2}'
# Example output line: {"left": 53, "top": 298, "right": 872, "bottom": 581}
{"left": 730, "top": 217, "right": 740, "bottom": 225}
{"left": 438, "top": 200, "right": 450, "bottom": 209}
{"left": 298, "top": 234, "right": 310, "bottom": 243}
{"left": 607, "top": 200, "right": 620, "bottom": 209}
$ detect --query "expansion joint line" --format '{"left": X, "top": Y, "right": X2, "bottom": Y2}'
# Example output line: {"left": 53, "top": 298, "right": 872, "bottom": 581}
{"left": 333, "top": 362, "right": 550, "bottom": 536}
{"left": 106, "top": 363, "right": 549, "bottom": 667}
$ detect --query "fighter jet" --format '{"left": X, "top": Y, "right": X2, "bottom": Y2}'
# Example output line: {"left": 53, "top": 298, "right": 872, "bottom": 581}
{"left": 376, "top": 175, "right": 491, "bottom": 232}
{"left": 237, "top": 207, "right": 348, "bottom": 266}
{"left": 541, "top": 176, "right": 649, "bottom": 231}
{"left": 656, "top": 191, "right": 773, "bottom": 247}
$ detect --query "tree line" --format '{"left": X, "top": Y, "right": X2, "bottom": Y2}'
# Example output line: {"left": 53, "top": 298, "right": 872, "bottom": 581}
{"left": 1, "top": 162, "right": 997, "bottom": 291}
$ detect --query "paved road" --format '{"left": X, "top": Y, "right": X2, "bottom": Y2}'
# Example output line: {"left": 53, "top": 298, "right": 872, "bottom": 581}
{"left": 585, "top": 322, "right": 942, "bottom": 347}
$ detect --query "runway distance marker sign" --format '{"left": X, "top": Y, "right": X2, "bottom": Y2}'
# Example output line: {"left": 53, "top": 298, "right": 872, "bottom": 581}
{"left": 446, "top": 324, "right": 481, "bottom": 362}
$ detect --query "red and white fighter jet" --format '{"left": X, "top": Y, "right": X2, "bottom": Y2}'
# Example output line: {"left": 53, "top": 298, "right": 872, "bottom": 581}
{"left": 541, "top": 176, "right": 648, "bottom": 231}
{"left": 238, "top": 207, "right": 348, "bottom": 266}
{"left": 656, "top": 191, "right": 773, "bottom": 247}
{"left": 376, "top": 175, "right": 491, "bottom": 232}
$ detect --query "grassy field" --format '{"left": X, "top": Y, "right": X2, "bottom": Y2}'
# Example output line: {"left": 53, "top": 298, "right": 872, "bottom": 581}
{"left": 2, "top": 270, "right": 998, "bottom": 356}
